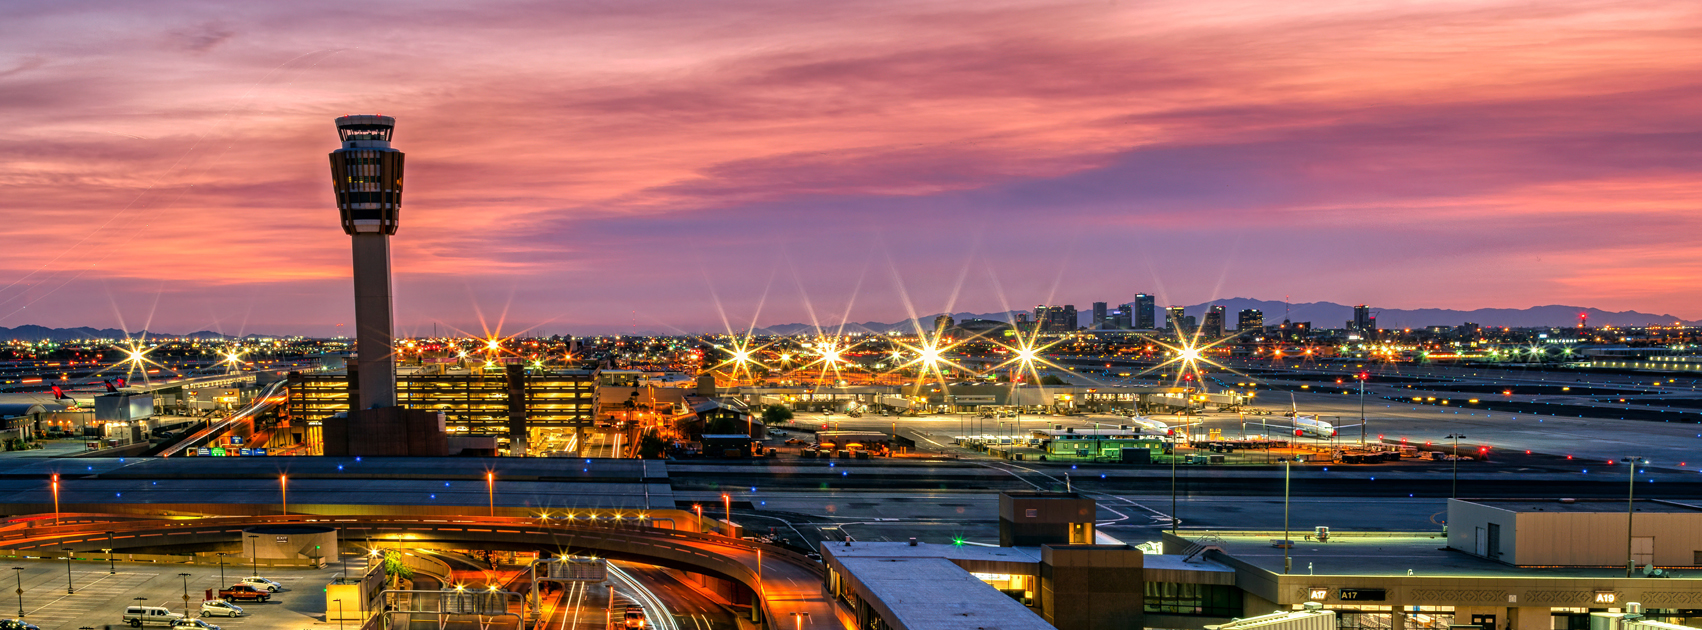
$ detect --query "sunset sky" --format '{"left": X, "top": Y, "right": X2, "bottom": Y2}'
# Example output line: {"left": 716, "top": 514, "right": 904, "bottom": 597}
{"left": 2, "top": 0, "right": 1699, "bottom": 336}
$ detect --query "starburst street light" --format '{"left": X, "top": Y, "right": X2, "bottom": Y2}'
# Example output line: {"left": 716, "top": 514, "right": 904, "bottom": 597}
{"left": 989, "top": 328, "right": 1067, "bottom": 385}
{"left": 1139, "top": 330, "right": 1243, "bottom": 388}
{"left": 107, "top": 337, "right": 167, "bottom": 386}
{"left": 891, "top": 332, "right": 964, "bottom": 392}
{"left": 707, "top": 333, "right": 773, "bottom": 384}
{"left": 800, "top": 336, "right": 863, "bottom": 386}
{"left": 220, "top": 347, "right": 247, "bottom": 373}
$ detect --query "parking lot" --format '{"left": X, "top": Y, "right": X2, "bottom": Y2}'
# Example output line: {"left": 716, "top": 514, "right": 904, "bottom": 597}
{"left": 0, "top": 557, "right": 356, "bottom": 629}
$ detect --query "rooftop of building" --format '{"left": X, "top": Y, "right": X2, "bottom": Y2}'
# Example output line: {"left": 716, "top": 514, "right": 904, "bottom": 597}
{"left": 1459, "top": 498, "right": 1702, "bottom": 514}
{"left": 832, "top": 556, "right": 1055, "bottom": 630}
{"left": 826, "top": 540, "right": 1043, "bottom": 564}
{"left": 1177, "top": 531, "right": 1699, "bottom": 578}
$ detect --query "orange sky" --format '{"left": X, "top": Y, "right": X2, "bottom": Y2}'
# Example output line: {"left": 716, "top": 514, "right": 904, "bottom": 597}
{"left": 1, "top": 0, "right": 1699, "bottom": 335}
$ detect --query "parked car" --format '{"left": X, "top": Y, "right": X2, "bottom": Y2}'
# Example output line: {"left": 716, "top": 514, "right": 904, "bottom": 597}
{"left": 239, "top": 576, "right": 282, "bottom": 592}
{"left": 216, "top": 584, "right": 271, "bottom": 602}
{"left": 172, "top": 620, "right": 220, "bottom": 630}
{"left": 199, "top": 600, "right": 244, "bottom": 618}
{"left": 123, "top": 606, "right": 186, "bottom": 627}
{"left": 0, "top": 619, "right": 39, "bottom": 630}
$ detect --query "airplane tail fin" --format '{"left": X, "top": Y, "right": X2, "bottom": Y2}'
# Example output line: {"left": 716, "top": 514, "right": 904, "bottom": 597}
{"left": 104, "top": 380, "right": 118, "bottom": 392}
{"left": 50, "top": 385, "right": 67, "bottom": 400}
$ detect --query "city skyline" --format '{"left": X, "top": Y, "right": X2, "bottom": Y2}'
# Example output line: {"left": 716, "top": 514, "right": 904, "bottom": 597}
{"left": 3, "top": 0, "right": 1700, "bottom": 336}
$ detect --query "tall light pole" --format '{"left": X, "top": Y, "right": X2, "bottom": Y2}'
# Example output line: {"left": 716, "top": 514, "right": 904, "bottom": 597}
{"left": 1169, "top": 439, "right": 1179, "bottom": 534}
{"left": 50, "top": 474, "right": 59, "bottom": 526}
{"left": 335, "top": 598, "right": 345, "bottom": 630}
{"left": 12, "top": 567, "right": 24, "bottom": 617}
{"left": 1280, "top": 458, "right": 1293, "bottom": 575}
{"left": 61, "top": 548, "right": 73, "bottom": 594}
{"left": 178, "top": 572, "right": 192, "bottom": 616}
{"left": 486, "top": 471, "right": 495, "bottom": 518}
{"left": 248, "top": 535, "right": 258, "bottom": 577}
{"left": 105, "top": 530, "right": 116, "bottom": 574}
{"left": 215, "top": 552, "right": 229, "bottom": 587}
{"left": 1445, "top": 434, "right": 1467, "bottom": 498}
{"left": 279, "top": 474, "right": 288, "bottom": 516}
{"left": 1356, "top": 372, "right": 1368, "bottom": 447}
{"left": 722, "top": 493, "right": 732, "bottom": 535}
{"left": 1624, "top": 456, "right": 1647, "bottom": 577}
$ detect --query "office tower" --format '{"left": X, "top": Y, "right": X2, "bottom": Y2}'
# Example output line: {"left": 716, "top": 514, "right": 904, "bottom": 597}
{"left": 1166, "top": 306, "right": 1186, "bottom": 334}
{"left": 934, "top": 314, "right": 955, "bottom": 333}
{"left": 1353, "top": 305, "right": 1373, "bottom": 333}
{"left": 329, "top": 115, "right": 405, "bottom": 410}
{"left": 1134, "top": 294, "right": 1156, "bottom": 329}
{"left": 1113, "top": 305, "right": 1133, "bottom": 330}
{"left": 1202, "top": 306, "right": 1225, "bottom": 338}
{"left": 1237, "top": 309, "right": 1264, "bottom": 332}
{"left": 1091, "top": 302, "right": 1108, "bottom": 329}
{"left": 1035, "top": 305, "right": 1078, "bottom": 332}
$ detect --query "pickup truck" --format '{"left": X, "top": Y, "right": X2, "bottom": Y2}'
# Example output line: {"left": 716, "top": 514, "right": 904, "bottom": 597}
{"left": 123, "top": 606, "right": 184, "bottom": 627}
{"left": 215, "top": 584, "right": 271, "bottom": 602}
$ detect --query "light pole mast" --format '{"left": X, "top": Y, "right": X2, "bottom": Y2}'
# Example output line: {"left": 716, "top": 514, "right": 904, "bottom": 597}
{"left": 329, "top": 115, "right": 405, "bottom": 411}
{"left": 1625, "top": 456, "right": 1645, "bottom": 577}
{"left": 1357, "top": 372, "right": 1367, "bottom": 447}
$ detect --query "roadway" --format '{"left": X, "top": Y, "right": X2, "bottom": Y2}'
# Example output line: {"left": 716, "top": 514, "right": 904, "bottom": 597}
{"left": 0, "top": 515, "right": 840, "bottom": 630}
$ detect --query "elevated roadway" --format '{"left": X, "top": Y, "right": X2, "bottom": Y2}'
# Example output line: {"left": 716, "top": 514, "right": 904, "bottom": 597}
{"left": 156, "top": 378, "right": 286, "bottom": 457}
{"left": 0, "top": 514, "right": 843, "bottom": 630}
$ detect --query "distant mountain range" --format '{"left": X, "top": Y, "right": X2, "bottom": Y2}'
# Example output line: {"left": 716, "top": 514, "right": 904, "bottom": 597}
{"left": 0, "top": 325, "right": 239, "bottom": 342}
{"left": 4, "top": 299, "right": 1692, "bottom": 340}
{"left": 744, "top": 299, "right": 1697, "bottom": 334}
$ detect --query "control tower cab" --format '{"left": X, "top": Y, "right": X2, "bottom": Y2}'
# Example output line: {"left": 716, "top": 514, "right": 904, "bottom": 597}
{"left": 329, "top": 115, "right": 404, "bottom": 235}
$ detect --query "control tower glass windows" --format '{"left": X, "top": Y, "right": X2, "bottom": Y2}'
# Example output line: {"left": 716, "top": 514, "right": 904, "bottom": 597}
{"left": 338, "top": 125, "right": 393, "bottom": 142}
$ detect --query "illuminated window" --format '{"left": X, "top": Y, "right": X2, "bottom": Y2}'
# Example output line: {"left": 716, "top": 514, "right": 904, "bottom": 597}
{"left": 1143, "top": 583, "right": 1241, "bottom": 617}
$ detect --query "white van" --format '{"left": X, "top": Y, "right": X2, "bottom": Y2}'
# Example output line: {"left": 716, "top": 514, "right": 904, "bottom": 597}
{"left": 123, "top": 606, "right": 185, "bottom": 627}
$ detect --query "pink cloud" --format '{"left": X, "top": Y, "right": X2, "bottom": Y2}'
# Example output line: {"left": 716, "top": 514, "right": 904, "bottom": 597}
{"left": 0, "top": 0, "right": 1699, "bottom": 333}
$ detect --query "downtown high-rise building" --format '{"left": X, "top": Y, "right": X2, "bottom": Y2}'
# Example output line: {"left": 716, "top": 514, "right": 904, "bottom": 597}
{"left": 1352, "top": 305, "right": 1377, "bottom": 336}
{"left": 1035, "top": 304, "right": 1078, "bottom": 332}
{"left": 1166, "top": 306, "right": 1186, "bottom": 335}
{"left": 1112, "top": 306, "right": 1133, "bottom": 330}
{"left": 1091, "top": 302, "right": 1108, "bottom": 329}
{"left": 1134, "top": 294, "right": 1156, "bottom": 329}
{"left": 1237, "top": 308, "right": 1264, "bottom": 332}
{"left": 1202, "top": 305, "right": 1226, "bottom": 338}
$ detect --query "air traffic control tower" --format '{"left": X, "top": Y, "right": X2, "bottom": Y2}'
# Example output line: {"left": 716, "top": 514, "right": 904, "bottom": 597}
{"left": 329, "top": 115, "right": 404, "bottom": 410}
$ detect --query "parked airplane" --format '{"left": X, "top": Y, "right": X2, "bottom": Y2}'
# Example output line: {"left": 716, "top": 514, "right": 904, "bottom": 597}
{"left": 1246, "top": 395, "right": 1361, "bottom": 439}
{"left": 1123, "top": 415, "right": 1201, "bottom": 438}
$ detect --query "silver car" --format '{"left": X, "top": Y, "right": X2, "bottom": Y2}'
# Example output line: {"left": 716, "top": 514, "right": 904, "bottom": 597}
{"left": 199, "top": 600, "right": 244, "bottom": 618}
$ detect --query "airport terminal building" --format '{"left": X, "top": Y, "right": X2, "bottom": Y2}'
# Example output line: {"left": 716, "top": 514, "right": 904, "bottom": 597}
{"left": 822, "top": 494, "right": 1702, "bottom": 630}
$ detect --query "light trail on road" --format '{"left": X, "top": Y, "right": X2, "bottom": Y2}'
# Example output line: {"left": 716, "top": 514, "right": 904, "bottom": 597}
{"left": 609, "top": 562, "right": 679, "bottom": 630}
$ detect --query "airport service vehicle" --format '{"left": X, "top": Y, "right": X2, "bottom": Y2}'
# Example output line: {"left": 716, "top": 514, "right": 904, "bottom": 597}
{"left": 239, "top": 576, "right": 282, "bottom": 592}
{"left": 123, "top": 606, "right": 185, "bottom": 627}
{"left": 172, "top": 620, "right": 221, "bottom": 630}
{"left": 216, "top": 584, "right": 271, "bottom": 602}
{"left": 200, "top": 600, "right": 245, "bottom": 618}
